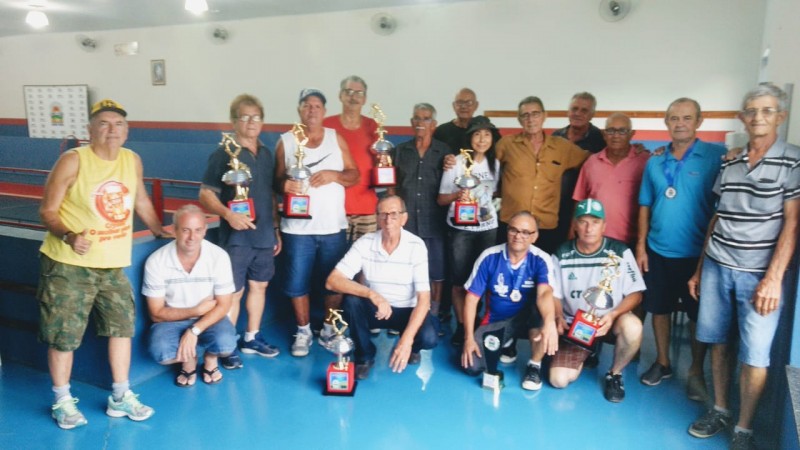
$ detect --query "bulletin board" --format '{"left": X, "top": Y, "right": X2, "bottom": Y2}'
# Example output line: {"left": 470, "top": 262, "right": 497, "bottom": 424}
{"left": 23, "top": 85, "right": 90, "bottom": 140}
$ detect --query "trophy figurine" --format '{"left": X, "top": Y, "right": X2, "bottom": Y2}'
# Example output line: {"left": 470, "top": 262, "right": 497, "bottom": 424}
{"left": 453, "top": 148, "right": 481, "bottom": 225}
{"left": 220, "top": 133, "right": 255, "bottom": 220}
{"left": 481, "top": 329, "right": 505, "bottom": 390}
{"left": 323, "top": 309, "right": 357, "bottom": 396}
{"left": 370, "top": 104, "right": 396, "bottom": 187}
{"left": 283, "top": 123, "right": 313, "bottom": 219}
{"left": 566, "top": 253, "right": 621, "bottom": 350}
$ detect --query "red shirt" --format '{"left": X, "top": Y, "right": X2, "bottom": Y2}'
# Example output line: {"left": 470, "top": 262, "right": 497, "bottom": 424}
{"left": 323, "top": 115, "right": 379, "bottom": 215}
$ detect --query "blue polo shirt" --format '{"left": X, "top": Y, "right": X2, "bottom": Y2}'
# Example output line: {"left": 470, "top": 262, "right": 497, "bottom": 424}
{"left": 639, "top": 139, "right": 725, "bottom": 258}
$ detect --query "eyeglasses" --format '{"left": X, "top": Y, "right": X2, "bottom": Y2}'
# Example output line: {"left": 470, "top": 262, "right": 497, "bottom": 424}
{"left": 378, "top": 211, "right": 406, "bottom": 220}
{"left": 237, "top": 115, "right": 262, "bottom": 123}
{"left": 604, "top": 128, "right": 631, "bottom": 136}
{"left": 518, "top": 111, "right": 543, "bottom": 120}
{"left": 342, "top": 89, "right": 366, "bottom": 98}
{"left": 454, "top": 100, "right": 475, "bottom": 107}
{"left": 741, "top": 107, "right": 780, "bottom": 119}
{"left": 508, "top": 227, "right": 536, "bottom": 238}
{"left": 411, "top": 116, "right": 434, "bottom": 124}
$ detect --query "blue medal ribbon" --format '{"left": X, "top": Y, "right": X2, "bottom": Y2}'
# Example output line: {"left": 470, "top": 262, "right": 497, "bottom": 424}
{"left": 663, "top": 138, "right": 697, "bottom": 191}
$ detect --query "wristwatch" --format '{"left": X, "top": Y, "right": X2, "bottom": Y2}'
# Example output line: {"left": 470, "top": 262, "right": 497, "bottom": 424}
{"left": 190, "top": 326, "right": 202, "bottom": 336}
{"left": 62, "top": 231, "right": 74, "bottom": 243}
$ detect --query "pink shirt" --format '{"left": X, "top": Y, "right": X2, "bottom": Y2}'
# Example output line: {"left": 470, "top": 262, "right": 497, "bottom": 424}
{"left": 572, "top": 146, "right": 649, "bottom": 244}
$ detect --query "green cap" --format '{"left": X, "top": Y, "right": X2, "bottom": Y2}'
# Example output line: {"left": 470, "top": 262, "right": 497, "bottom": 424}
{"left": 575, "top": 199, "right": 605, "bottom": 220}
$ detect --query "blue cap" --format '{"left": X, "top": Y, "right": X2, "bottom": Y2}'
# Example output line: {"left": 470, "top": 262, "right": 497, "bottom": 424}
{"left": 298, "top": 88, "right": 326, "bottom": 106}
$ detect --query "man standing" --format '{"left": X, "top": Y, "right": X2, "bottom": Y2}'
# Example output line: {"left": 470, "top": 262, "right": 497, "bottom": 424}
{"left": 461, "top": 211, "right": 558, "bottom": 391}
{"left": 323, "top": 75, "right": 379, "bottom": 245}
{"left": 552, "top": 92, "right": 606, "bottom": 153}
{"left": 687, "top": 84, "right": 799, "bottom": 449}
{"left": 39, "top": 99, "right": 167, "bottom": 429}
{"left": 275, "top": 89, "right": 359, "bottom": 357}
{"left": 496, "top": 96, "right": 589, "bottom": 254}
{"left": 200, "top": 94, "right": 281, "bottom": 369}
{"left": 572, "top": 113, "right": 649, "bottom": 246}
{"left": 636, "top": 98, "right": 725, "bottom": 402}
{"left": 549, "top": 199, "right": 645, "bottom": 403}
{"left": 144, "top": 205, "right": 237, "bottom": 386}
{"left": 434, "top": 88, "right": 480, "bottom": 153}
{"left": 326, "top": 196, "right": 438, "bottom": 379}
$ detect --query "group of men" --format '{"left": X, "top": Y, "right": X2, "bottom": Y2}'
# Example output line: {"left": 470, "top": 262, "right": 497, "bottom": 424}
{"left": 36, "top": 80, "right": 798, "bottom": 450}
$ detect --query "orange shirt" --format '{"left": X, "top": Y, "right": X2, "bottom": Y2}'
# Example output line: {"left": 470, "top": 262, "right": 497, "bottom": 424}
{"left": 323, "top": 115, "right": 379, "bottom": 215}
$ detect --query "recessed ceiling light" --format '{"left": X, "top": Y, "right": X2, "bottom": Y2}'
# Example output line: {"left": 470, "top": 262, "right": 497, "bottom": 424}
{"left": 25, "top": 10, "right": 49, "bottom": 28}
{"left": 185, "top": 0, "right": 209, "bottom": 15}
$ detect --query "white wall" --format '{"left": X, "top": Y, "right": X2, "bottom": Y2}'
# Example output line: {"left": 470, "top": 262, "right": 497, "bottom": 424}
{"left": 0, "top": 0, "right": 767, "bottom": 127}
{"left": 761, "top": 0, "right": 800, "bottom": 143}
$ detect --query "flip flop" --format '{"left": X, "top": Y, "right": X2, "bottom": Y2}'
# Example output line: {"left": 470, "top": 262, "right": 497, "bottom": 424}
{"left": 202, "top": 366, "right": 223, "bottom": 385}
{"left": 175, "top": 368, "right": 196, "bottom": 387}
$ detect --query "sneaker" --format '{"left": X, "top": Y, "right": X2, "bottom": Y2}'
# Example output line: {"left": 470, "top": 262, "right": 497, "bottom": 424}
{"left": 585, "top": 344, "right": 602, "bottom": 368}
{"left": 686, "top": 374, "right": 709, "bottom": 402}
{"left": 500, "top": 345, "right": 517, "bottom": 364}
{"left": 220, "top": 351, "right": 243, "bottom": 370}
{"left": 51, "top": 397, "right": 88, "bottom": 430}
{"left": 640, "top": 362, "right": 673, "bottom": 386}
{"left": 387, "top": 329, "right": 400, "bottom": 336}
{"left": 688, "top": 409, "right": 731, "bottom": 438}
{"left": 106, "top": 390, "right": 154, "bottom": 421}
{"left": 240, "top": 333, "right": 280, "bottom": 358}
{"left": 521, "top": 364, "right": 543, "bottom": 391}
{"left": 603, "top": 372, "right": 625, "bottom": 403}
{"left": 730, "top": 431, "right": 757, "bottom": 450}
{"left": 318, "top": 329, "right": 336, "bottom": 351}
{"left": 291, "top": 332, "right": 313, "bottom": 357}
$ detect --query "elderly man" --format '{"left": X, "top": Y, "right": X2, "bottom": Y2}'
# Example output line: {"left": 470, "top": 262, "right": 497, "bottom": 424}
{"left": 572, "top": 113, "right": 649, "bottom": 246}
{"left": 275, "top": 88, "right": 359, "bottom": 357}
{"left": 549, "top": 199, "right": 645, "bottom": 403}
{"left": 461, "top": 211, "right": 558, "bottom": 390}
{"left": 636, "top": 98, "right": 725, "bottom": 401}
{"left": 390, "top": 103, "right": 450, "bottom": 317}
{"left": 144, "top": 205, "right": 237, "bottom": 386}
{"left": 434, "top": 88, "right": 480, "bottom": 153}
{"left": 323, "top": 75, "right": 380, "bottom": 244}
{"left": 687, "top": 84, "right": 799, "bottom": 449}
{"left": 200, "top": 94, "right": 281, "bottom": 370}
{"left": 552, "top": 92, "right": 606, "bottom": 153}
{"left": 496, "top": 96, "right": 589, "bottom": 254}
{"left": 39, "top": 99, "right": 167, "bottom": 429}
{"left": 326, "top": 196, "right": 438, "bottom": 379}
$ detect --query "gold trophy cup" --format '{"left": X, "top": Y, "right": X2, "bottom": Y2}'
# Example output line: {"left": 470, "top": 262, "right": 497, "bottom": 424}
{"left": 566, "top": 253, "right": 621, "bottom": 349}
{"left": 453, "top": 148, "right": 481, "bottom": 225}
{"left": 370, "top": 104, "right": 396, "bottom": 187}
{"left": 283, "top": 123, "right": 313, "bottom": 219}
{"left": 220, "top": 133, "right": 255, "bottom": 220}
{"left": 323, "top": 309, "right": 357, "bottom": 396}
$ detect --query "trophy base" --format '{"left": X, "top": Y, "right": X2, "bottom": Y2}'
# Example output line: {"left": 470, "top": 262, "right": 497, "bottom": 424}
{"left": 371, "top": 167, "right": 396, "bottom": 188}
{"left": 482, "top": 370, "right": 504, "bottom": 390}
{"left": 566, "top": 310, "right": 601, "bottom": 350}
{"left": 228, "top": 198, "right": 255, "bottom": 221}
{"left": 282, "top": 194, "right": 312, "bottom": 219}
{"left": 454, "top": 201, "right": 479, "bottom": 225}
{"left": 323, "top": 362, "right": 357, "bottom": 396}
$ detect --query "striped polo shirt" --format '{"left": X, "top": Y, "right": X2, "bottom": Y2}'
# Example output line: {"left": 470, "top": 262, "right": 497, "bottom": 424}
{"left": 707, "top": 140, "right": 800, "bottom": 272}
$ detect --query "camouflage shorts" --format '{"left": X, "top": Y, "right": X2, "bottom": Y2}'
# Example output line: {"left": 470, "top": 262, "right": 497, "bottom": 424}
{"left": 346, "top": 214, "right": 377, "bottom": 244}
{"left": 37, "top": 254, "right": 135, "bottom": 352}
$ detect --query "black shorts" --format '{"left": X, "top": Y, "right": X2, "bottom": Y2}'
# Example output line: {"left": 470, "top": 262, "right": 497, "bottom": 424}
{"left": 641, "top": 248, "right": 699, "bottom": 322}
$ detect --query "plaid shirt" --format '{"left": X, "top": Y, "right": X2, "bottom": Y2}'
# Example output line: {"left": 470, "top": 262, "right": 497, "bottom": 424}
{"left": 392, "top": 138, "right": 450, "bottom": 238}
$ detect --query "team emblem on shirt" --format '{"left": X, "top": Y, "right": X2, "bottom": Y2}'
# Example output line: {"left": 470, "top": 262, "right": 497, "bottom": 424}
{"left": 494, "top": 273, "right": 509, "bottom": 297}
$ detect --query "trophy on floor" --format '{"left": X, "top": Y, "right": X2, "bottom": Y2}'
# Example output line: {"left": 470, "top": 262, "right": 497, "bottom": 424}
{"left": 323, "top": 309, "right": 357, "bottom": 396}
{"left": 566, "top": 253, "right": 621, "bottom": 350}
{"left": 370, "top": 104, "right": 396, "bottom": 187}
{"left": 220, "top": 133, "right": 255, "bottom": 221}
{"left": 481, "top": 328, "right": 505, "bottom": 390}
{"left": 282, "top": 123, "right": 312, "bottom": 219}
{"left": 453, "top": 148, "right": 481, "bottom": 225}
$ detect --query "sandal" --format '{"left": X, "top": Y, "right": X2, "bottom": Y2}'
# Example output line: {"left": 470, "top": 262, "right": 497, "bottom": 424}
{"left": 202, "top": 366, "right": 223, "bottom": 385}
{"left": 175, "top": 368, "right": 196, "bottom": 387}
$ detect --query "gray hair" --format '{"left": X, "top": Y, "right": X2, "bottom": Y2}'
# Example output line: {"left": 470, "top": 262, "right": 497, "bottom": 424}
{"left": 174, "top": 204, "right": 206, "bottom": 226}
{"left": 570, "top": 92, "right": 597, "bottom": 113}
{"left": 741, "top": 83, "right": 789, "bottom": 111}
{"left": 340, "top": 75, "right": 368, "bottom": 92}
{"left": 376, "top": 195, "right": 407, "bottom": 213}
{"left": 413, "top": 103, "right": 437, "bottom": 120}
{"left": 518, "top": 96, "right": 545, "bottom": 113}
{"left": 665, "top": 97, "right": 702, "bottom": 119}
{"left": 456, "top": 87, "right": 477, "bottom": 100}
{"left": 605, "top": 112, "right": 632, "bottom": 129}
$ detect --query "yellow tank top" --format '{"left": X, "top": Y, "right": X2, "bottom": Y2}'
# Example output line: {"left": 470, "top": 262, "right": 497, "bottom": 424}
{"left": 40, "top": 146, "right": 138, "bottom": 268}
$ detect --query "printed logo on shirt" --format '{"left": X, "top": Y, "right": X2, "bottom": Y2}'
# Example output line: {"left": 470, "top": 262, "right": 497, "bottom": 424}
{"left": 568, "top": 272, "right": 577, "bottom": 280}
{"left": 94, "top": 180, "right": 131, "bottom": 223}
{"left": 494, "top": 273, "right": 509, "bottom": 297}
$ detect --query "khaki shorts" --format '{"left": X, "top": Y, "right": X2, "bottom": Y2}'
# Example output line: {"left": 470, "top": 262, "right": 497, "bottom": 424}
{"left": 37, "top": 254, "right": 135, "bottom": 352}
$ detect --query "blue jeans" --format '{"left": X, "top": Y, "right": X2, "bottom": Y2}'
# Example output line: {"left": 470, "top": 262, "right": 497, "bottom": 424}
{"left": 342, "top": 294, "right": 438, "bottom": 364}
{"left": 281, "top": 231, "right": 347, "bottom": 298}
{"left": 149, "top": 318, "right": 237, "bottom": 364}
{"left": 696, "top": 258, "right": 784, "bottom": 367}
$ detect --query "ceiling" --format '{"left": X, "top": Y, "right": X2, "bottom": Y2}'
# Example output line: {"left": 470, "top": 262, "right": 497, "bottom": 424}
{"left": 0, "top": 0, "right": 472, "bottom": 38}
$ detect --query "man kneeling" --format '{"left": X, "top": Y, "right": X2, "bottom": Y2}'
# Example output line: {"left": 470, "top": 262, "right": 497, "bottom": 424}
{"left": 144, "top": 205, "right": 238, "bottom": 386}
{"left": 550, "top": 199, "right": 645, "bottom": 402}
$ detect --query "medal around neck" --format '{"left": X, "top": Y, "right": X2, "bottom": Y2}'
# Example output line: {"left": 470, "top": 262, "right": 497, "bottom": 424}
{"left": 453, "top": 148, "right": 481, "bottom": 225}
{"left": 283, "top": 123, "right": 313, "bottom": 219}
{"left": 220, "top": 133, "right": 255, "bottom": 221}
{"left": 566, "top": 253, "right": 621, "bottom": 350}
{"left": 665, "top": 186, "right": 677, "bottom": 199}
{"left": 370, "top": 104, "right": 396, "bottom": 187}
{"left": 481, "top": 329, "right": 505, "bottom": 390}
{"left": 323, "top": 308, "right": 357, "bottom": 396}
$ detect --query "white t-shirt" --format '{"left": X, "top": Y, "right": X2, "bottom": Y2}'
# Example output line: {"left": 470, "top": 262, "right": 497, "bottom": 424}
{"left": 438, "top": 154, "right": 500, "bottom": 231}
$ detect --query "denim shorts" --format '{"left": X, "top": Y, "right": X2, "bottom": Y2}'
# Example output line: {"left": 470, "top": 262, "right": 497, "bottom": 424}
{"left": 226, "top": 245, "right": 276, "bottom": 292}
{"left": 149, "top": 318, "right": 237, "bottom": 363}
{"left": 281, "top": 231, "right": 347, "bottom": 298}
{"left": 696, "top": 258, "right": 783, "bottom": 367}
{"left": 421, "top": 236, "right": 446, "bottom": 282}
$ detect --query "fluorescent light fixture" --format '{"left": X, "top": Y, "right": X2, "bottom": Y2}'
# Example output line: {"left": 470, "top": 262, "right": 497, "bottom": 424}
{"left": 25, "top": 10, "right": 49, "bottom": 28}
{"left": 185, "top": 0, "right": 208, "bottom": 14}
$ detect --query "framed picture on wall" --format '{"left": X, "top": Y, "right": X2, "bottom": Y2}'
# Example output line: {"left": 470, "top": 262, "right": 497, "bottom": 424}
{"left": 151, "top": 59, "right": 166, "bottom": 86}
{"left": 23, "top": 84, "right": 90, "bottom": 139}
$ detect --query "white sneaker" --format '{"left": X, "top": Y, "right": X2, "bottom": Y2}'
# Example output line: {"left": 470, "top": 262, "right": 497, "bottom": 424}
{"left": 291, "top": 332, "right": 313, "bottom": 357}
{"left": 318, "top": 329, "right": 336, "bottom": 351}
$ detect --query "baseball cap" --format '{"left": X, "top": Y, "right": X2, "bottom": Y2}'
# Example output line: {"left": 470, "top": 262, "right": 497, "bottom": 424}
{"left": 298, "top": 88, "right": 326, "bottom": 106}
{"left": 90, "top": 99, "right": 127, "bottom": 118}
{"left": 574, "top": 199, "right": 605, "bottom": 220}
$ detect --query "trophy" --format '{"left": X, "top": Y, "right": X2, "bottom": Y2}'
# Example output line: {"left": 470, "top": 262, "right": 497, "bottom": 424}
{"left": 323, "top": 309, "right": 357, "bottom": 396}
{"left": 220, "top": 133, "right": 255, "bottom": 221}
{"left": 453, "top": 148, "right": 481, "bottom": 225}
{"left": 282, "top": 123, "right": 313, "bottom": 219}
{"left": 370, "top": 104, "right": 396, "bottom": 187}
{"left": 566, "top": 253, "right": 621, "bottom": 350}
{"left": 481, "top": 329, "right": 505, "bottom": 390}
